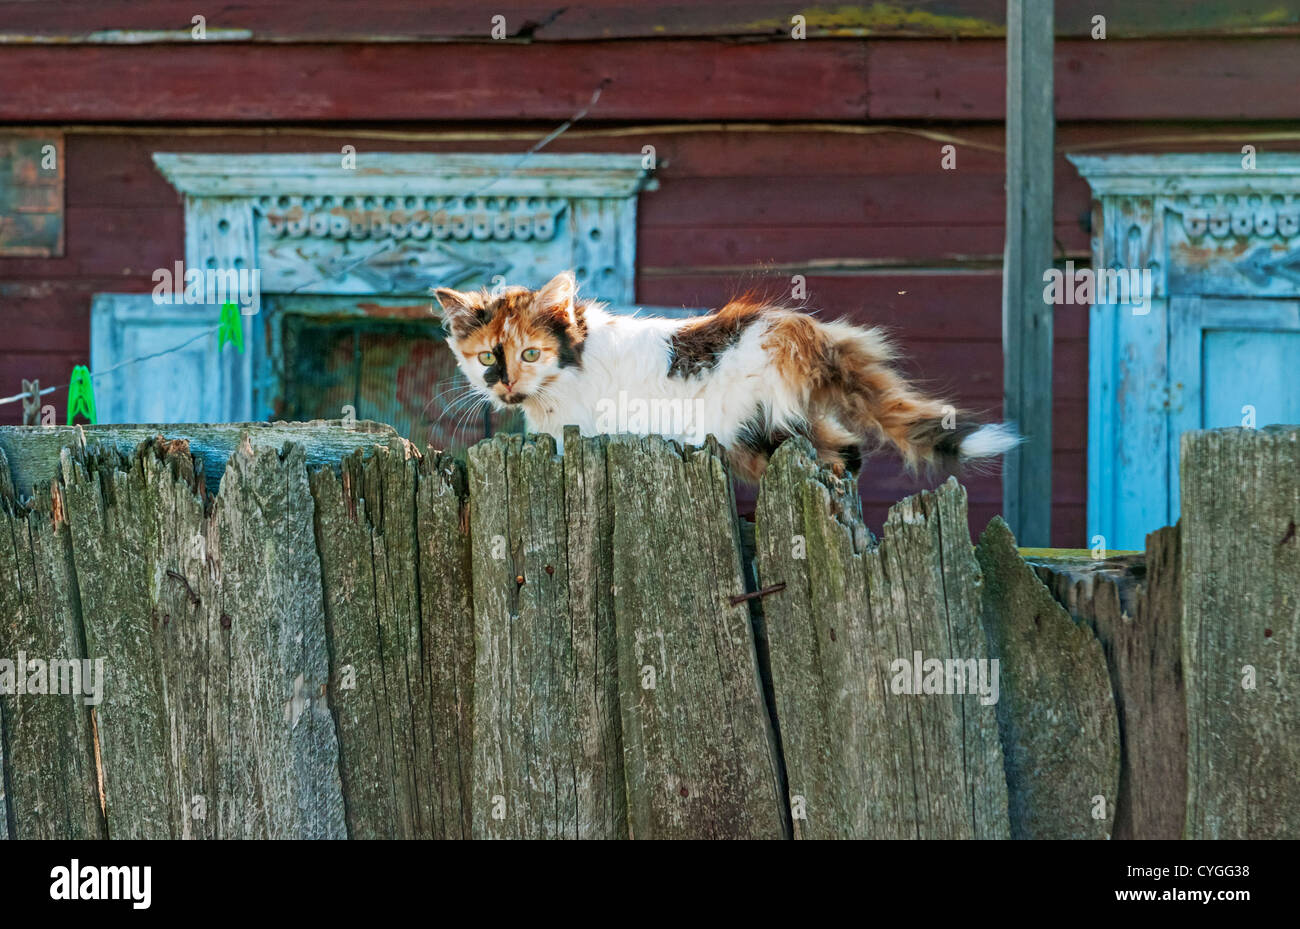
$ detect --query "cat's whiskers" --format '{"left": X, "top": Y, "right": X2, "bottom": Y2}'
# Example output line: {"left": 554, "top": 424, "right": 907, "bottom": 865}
{"left": 423, "top": 376, "right": 478, "bottom": 419}
{"left": 432, "top": 387, "right": 486, "bottom": 424}
{"left": 448, "top": 396, "right": 490, "bottom": 448}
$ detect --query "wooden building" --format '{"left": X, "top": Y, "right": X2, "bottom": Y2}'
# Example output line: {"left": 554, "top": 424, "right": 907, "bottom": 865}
{"left": 3, "top": 1, "right": 1300, "bottom": 547}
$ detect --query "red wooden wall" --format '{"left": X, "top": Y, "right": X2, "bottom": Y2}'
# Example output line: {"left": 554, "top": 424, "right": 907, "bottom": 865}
{"left": 3, "top": 15, "right": 1300, "bottom": 544}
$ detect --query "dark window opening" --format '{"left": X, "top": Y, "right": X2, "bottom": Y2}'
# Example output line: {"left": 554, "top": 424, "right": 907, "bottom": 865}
{"left": 279, "top": 314, "right": 523, "bottom": 450}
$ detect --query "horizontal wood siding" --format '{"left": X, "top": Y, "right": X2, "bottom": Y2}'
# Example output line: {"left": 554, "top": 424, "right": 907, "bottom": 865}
{"left": 4, "top": 40, "right": 1300, "bottom": 122}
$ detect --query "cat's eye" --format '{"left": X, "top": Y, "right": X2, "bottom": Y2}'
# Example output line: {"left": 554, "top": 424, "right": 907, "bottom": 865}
{"left": 476, "top": 351, "right": 495, "bottom": 365}
{"left": 521, "top": 348, "right": 541, "bottom": 362}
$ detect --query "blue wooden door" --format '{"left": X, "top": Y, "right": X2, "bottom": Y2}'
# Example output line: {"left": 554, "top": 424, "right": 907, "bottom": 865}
{"left": 1169, "top": 296, "right": 1300, "bottom": 510}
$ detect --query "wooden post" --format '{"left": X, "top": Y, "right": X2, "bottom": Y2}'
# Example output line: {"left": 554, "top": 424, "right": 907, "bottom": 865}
{"left": 1002, "top": 0, "right": 1055, "bottom": 546}
{"left": 20, "top": 379, "right": 40, "bottom": 427}
{"left": 1182, "top": 426, "right": 1300, "bottom": 839}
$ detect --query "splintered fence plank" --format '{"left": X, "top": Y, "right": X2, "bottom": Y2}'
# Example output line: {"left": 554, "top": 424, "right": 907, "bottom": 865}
{"left": 211, "top": 438, "right": 346, "bottom": 838}
{"left": 467, "top": 433, "right": 625, "bottom": 839}
{"left": 1026, "top": 527, "right": 1185, "bottom": 840}
{"left": 310, "top": 442, "right": 417, "bottom": 839}
{"left": 0, "top": 421, "right": 396, "bottom": 499}
{"left": 1182, "top": 426, "right": 1300, "bottom": 840}
{"left": 62, "top": 434, "right": 346, "bottom": 838}
{"left": 977, "top": 518, "right": 1120, "bottom": 839}
{"left": 755, "top": 440, "right": 1007, "bottom": 839}
{"left": 609, "top": 435, "right": 786, "bottom": 840}
{"left": 0, "top": 476, "right": 105, "bottom": 840}
{"left": 310, "top": 440, "right": 472, "bottom": 839}
{"left": 61, "top": 438, "right": 207, "bottom": 839}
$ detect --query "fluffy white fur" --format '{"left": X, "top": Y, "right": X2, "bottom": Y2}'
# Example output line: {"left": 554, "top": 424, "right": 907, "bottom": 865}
{"left": 519, "top": 303, "right": 800, "bottom": 453}
{"left": 956, "top": 422, "right": 1022, "bottom": 462}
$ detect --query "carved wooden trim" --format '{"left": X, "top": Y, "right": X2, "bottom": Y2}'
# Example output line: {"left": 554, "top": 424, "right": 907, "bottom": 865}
{"left": 1069, "top": 153, "right": 1300, "bottom": 299}
{"left": 153, "top": 153, "right": 657, "bottom": 198}
{"left": 153, "top": 153, "right": 656, "bottom": 302}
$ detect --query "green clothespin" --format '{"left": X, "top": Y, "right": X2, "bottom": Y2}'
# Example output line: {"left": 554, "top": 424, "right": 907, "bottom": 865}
{"left": 218, "top": 302, "right": 244, "bottom": 353}
{"left": 67, "top": 365, "right": 97, "bottom": 425}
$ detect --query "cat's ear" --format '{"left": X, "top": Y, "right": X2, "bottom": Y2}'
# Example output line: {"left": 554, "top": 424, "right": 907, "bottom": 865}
{"left": 433, "top": 287, "right": 481, "bottom": 335}
{"left": 534, "top": 270, "right": 577, "bottom": 318}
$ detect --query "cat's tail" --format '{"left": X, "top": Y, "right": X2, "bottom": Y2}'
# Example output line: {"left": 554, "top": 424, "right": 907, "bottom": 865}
{"left": 771, "top": 313, "right": 1021, "bottom": 471}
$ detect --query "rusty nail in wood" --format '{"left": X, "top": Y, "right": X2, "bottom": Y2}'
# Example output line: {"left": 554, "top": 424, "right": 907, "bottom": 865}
{"left": 515, "top": 574, "right": 525, "bottom": 585}
{"left": 679, "top": 786, "right": 689, "bottom": 798}
{"left": 727, "top": 582, "right": 786, "bottom": 607}
{"left": 544, "top": 565, "right": 554, "bottom": 575}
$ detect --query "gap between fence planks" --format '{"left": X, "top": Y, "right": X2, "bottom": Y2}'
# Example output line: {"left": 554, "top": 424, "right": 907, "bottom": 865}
{"left": 0, "top": 422, "right": 1296, "bottom": 839}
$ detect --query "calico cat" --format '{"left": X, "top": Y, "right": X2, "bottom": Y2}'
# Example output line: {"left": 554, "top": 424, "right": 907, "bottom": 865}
{"left": 434, "top": 270, "right": 1019, "bottom": 481}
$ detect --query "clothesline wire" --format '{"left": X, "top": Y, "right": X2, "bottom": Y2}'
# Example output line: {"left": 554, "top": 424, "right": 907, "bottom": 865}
{"left": 0, "top": 326, "right": 219, "bottom": 407}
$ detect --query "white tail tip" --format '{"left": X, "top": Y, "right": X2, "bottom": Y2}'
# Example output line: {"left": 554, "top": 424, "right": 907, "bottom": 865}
{"left": 958, "top": 422, "right": 1022, "bottom": 461}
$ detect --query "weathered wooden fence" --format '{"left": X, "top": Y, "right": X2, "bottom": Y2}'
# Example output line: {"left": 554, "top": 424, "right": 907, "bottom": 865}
{"left": 0, "top": 422, "right": 1295, "bottom": 839}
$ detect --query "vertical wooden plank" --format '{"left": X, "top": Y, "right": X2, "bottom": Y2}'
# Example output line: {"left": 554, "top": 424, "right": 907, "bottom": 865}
{"left": 1027, "top": 527, "right": 1185, "bottom": 839}
{"left": 311, "top": 442, "right": 427, "bottom": 838}
{"left": 1002, "top": 0, "right": 1054, "bottom": 546}
{"left": 311, "top": 440, "right": 474, "bottom": 839}
{"left": 467, "top": 433, "right": 624, "bottom": 838}
{"left": 1182, "top": 426, "right": 1300, "bottom": 839}
{"left": 64, "top": 439, "right": 206, "bottom": 839}
{"left": 756, "top": 440, "right": 1008, "bottom": 838}
{"left": 0, "top": 481, "right": 105, "bottom": 839}
{"left": 415, "top": 449, "right": 476, "bottom": 839}
{"left": 209, "top": 437, "right": 346, "bottom": 838}
{"left": 977, "top": 519, "right": 1120, "bottom": 838}
{"left": 609, "top": 435, "right": 786, "bottom": 839}
{"left": 883, "top": 485, "right": 1008, "bottom": 839}
{"left": 561, "top": 429, "right": 627, "bottom": 839}
{"left": 754, "top": 440, "right": 898, "bottom": 838}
